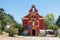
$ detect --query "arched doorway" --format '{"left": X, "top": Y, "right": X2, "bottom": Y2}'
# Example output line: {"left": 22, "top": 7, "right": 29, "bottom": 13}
{"left": 32, "top": 29, "right": 35, "bottom": 36}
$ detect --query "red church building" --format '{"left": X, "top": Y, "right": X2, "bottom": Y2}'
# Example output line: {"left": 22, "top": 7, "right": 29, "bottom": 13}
{"left": 22, "top": 5, "right": 45, "bottom": 36}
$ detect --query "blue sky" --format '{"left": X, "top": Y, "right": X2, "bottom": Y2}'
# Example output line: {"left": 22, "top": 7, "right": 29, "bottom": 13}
{"left": 0, "top": 0, "right": 60, "bottom": 23}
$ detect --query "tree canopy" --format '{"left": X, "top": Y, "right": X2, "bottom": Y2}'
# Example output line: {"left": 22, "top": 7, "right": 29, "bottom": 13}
{"left": 56, "top": 16, "right": 60, "bottom": 27}
{"left": 45, "top": 13, "right": 55, "bottom": 29}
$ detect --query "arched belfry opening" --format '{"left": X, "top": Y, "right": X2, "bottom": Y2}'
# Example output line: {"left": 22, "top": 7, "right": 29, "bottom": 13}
{"left": 29, "top": 5, "right": 38, "bottom": 13}
{"left": 32, "top": 8, "right": 34, "bottom": 13}
{"left": 32, "top": 5, "right": 35, "bottom": 13}
{"left": 32, "top": 29, "right": 35, "bottom": 36}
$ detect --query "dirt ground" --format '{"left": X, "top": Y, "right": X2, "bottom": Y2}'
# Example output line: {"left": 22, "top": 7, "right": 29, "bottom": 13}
{"left": 0, "top": 35, "right": 60, "bottom": 40}
{"left": 0, "top": 32, "right": 60, "bottom": 40}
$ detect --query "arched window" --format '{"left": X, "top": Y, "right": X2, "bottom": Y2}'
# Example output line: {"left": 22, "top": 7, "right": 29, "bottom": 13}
{"left": 33, "top": 21, "right": 35, "bottom": 26}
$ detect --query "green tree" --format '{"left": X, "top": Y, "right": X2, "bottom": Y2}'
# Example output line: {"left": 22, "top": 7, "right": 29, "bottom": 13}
{"left": 56, "top": 16, "right": 60, "bottom": 28}
{"left": 45, "top": 13, "right": 55, "bottom": 29}
{"left": 0, "top": 8, "right": 20, "bottom": 31}
{"left": 0, "top": 8, "right": 4, "bottom": 31}
{"left": 0, "top": 8, "right": 25, "bottom": 36}
{"left": 18, "top": 24, "right": 25, "bottom": 35}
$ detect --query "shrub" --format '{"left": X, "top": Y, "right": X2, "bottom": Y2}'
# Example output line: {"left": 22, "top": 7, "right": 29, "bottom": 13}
{"left": 48, "top": 24, "right": 59, "bottom": 30}
{"left": 0, "top": 29, "right": 2, "bottom": 34}
{"left": 0, "top": 25, "right": 2, "bottom": 34}
{"left": 6, "top": 27, "right": 18, "bottom": 37}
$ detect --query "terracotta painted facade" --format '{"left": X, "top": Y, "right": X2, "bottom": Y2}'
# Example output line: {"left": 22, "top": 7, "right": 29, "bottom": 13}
{"left": 22, "top": 5, "right": 45, "bottom": 36}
